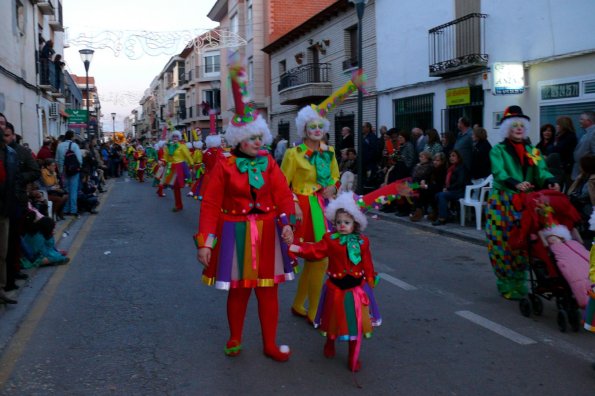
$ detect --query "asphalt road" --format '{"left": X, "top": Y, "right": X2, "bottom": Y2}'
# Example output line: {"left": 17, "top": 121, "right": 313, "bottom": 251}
{"left": 0, "top": 177, "right": 594, "bottom": 395}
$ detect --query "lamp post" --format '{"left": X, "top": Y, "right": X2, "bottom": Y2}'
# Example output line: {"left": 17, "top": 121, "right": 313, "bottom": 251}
{"left": 348, "top": 0, "right": 367, "bottom": 194}
{"left": 79, "top": 49, "right": 94, "bottom": 140}
{"left": 211, "top": 79, "right": 221, "bottom": 133}
{"left": 111, "top": 112, "right": 116, "bottom": 135}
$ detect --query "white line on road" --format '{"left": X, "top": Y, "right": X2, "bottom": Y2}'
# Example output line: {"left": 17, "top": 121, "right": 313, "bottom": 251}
{"left": 456, "top": 310, "right": 537, "bottom": 345}
{"left": 379, "top": 273, "right": 418, "bottom": 291}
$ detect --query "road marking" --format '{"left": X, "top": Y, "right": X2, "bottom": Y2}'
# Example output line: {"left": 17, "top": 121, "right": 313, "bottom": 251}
{"left": 0, "top": 187, "right": 111, "bottom": 387}
{"left": 379, "top": 273, "right": 417, "bottom": 291}
{"left": 456, "top": 310, "right": 537, "bottom": 345}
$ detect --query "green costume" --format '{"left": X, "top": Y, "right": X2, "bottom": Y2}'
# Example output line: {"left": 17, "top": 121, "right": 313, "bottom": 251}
{"left": 486, "top": 139, "right": 556, "bottom": 299}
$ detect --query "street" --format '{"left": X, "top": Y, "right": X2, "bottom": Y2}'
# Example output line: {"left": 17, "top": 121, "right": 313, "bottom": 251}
{"left": 0, "top": 178, "right": 594, "bottom": 395}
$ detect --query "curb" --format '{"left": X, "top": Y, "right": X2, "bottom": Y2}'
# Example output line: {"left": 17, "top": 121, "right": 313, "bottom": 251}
{"left": 371, "top": 210, "right": 487, "bottom": 247}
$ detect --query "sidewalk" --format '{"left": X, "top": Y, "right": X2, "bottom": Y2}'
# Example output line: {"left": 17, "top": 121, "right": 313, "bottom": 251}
{"left": 371, "top": 209, "right": 487, "bottom": 246}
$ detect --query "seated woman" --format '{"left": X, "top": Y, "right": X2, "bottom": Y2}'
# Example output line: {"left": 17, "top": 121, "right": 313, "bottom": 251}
{"left": 40, "top": 159, "right": 68, "bottom": 220}
{"left": 411, "top": 152, "right": 446, "bottom": 222}
{"left": 21, "top": 214, "right": 69, "bottom": 269}
{"left": 432, "top": 150, "right": 468, "bottom": 226}
{"left": 77, "top": 174, "right": 99, "bottom": 214}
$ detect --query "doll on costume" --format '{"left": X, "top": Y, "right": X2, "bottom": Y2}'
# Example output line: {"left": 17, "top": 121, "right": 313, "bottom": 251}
{"left": 161, "top": 130, "right": 194, "bottom": 211}
{"left": 195, "top": 62, "right": 296, "bottom": 362}
{"left": 282, "top": 69, "right": 366, "bottom": 324}
{"left": 289, "top": 192, "right": 381, "bottom": 372}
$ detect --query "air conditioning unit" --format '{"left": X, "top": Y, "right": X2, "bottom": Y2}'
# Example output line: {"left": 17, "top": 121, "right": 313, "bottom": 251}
{"left": 49, "top": 102, "right": 59, "bottom": 118}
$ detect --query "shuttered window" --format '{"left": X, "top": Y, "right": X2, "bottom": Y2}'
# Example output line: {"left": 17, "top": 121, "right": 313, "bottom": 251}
{"left": 394, "top": 93, "right": 434, "bottom": 132}
{"left": 540, "top": 101, "right": 595, "bottom": 131}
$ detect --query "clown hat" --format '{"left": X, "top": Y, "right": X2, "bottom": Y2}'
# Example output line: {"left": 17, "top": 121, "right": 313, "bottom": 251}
{"left": 224, "top": 62, "right": 272, "bottom": 148}
{"left": 501, "top": 105, "right": 530, "bottom": 122}
{"left": 499, "top": 105, "right": 531, "bottom": 140}
{"left": 325, "top": 192, "right": 368, "bottom": 231}
{"left": 296, "top": 69, "right": 366, "bottom": 137}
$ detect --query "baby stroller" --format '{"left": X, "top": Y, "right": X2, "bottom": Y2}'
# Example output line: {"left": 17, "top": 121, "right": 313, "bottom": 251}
{"left": 509, "top": 190, "right": 591, "bottom": 332}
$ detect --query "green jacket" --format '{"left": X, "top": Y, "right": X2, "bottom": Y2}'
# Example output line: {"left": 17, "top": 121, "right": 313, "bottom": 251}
{"left": 490, "top": 140, "right": 556, "bottom": 193}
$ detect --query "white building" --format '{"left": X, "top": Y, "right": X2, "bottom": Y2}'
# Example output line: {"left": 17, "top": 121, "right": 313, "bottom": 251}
{"left": 376, "top": 0, "right": 595, "bottom": 144}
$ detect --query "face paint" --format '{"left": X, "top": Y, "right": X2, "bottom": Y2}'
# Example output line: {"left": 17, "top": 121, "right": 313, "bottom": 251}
{"left": 335, "top": 212, "right": 355, "bottom": 235}
{"left": 240, "top": 134, "right": 263, "bottom": 156}
{"left": 306, "top": 119, "right": 325, "bottom": 141}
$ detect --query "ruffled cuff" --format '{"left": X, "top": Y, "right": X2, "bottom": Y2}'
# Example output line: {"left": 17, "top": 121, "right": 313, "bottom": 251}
{"left": 194, "top": 232, "right": 218, "bottom": 249}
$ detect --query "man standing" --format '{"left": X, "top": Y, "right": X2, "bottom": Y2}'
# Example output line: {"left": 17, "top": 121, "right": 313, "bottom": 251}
{"left": 454, "top": 117, "right": 473, "bottom": 170}
{"left": 411, "top": 127, "right": 427, "bottom": 157}
{"left": 572, "top": 111, "right": 595, "bottom": 179}
{"left": 361, "top": 122, "right": 379, "bottom": 188}
{"left": 0, "top": 119, "right": 18, "bottom": 304}
{"left": 339, "top": 126, "right": 354, "bottom": 151}
{"left": 56, "top": 130, "right": 82, "bottom": 216}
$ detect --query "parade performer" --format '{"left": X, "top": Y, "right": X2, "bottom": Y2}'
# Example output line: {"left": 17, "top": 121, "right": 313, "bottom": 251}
{"left": 195, "top": 62, "right": 296, "bottom": 361}
{"left": 134, "top": 144, "right": 147, "bottom": 182}
{"left": 198, "top": 132, "right": 226, "bottom": 200}
{"left": 189, "top": 141, "right": 205, "bottom": 198}
{"left": 282, "top": 70, "right": 365, "bottom": 324}
{"left": 585, "top": 209, "right": 595, "bottom": 334}
{"left": 289, "top": 192, "right": 380, "bottom": 372}
{"left": 153, "top": 140, "right": 167, "bottom": 197}
{"left": 144, "top": 143, "right": 158, "bottom": 179}
{"left": 161, "top": 131, "right": 193, "bottom": 211}
{"left": 486, "top": 106, "right": 559, "bottom": 300}
{"left": 126, "top": 143, "right": 136, "bottom": 178}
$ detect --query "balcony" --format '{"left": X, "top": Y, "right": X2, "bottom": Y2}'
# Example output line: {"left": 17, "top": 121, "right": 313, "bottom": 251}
{"left": 39, "top": 60, "right": 62, "bottom": 94}
{"left": 48, "top": 15, "right": 64, "bottom": 31}
{"left": 278, "top": 63, "right": 332, "bottom": 106}
{"left": 37, "top": 1, "right": 55, "bottom": 15}
{"left": 428, "top": 13, "right": 488, "bottom": 78}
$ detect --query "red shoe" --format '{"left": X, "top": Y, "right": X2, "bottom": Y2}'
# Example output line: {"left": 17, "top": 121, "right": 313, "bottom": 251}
{"left": 348, "top": 360, "right": 361, "bottom": 372}
{"left": 224, "top": 340, "right": 242, "bottom": 357}
{"left": 323, "top": 339, "right": 335, "bottom": 358}
{"left": 264, "top": 345, "right": 291, "bottom": 362}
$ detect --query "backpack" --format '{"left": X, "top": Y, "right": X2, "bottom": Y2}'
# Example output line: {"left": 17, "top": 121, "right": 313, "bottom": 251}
{"left": 63, "top": 142, "right": 80, "bottom": 176}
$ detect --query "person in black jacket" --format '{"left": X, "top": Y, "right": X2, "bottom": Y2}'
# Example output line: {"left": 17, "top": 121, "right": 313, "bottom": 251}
{"left": 432, "top": 149, "right": 468, "bottom": 226}
{"left": 471, "top": 127, "right": 492, "bottom": 180}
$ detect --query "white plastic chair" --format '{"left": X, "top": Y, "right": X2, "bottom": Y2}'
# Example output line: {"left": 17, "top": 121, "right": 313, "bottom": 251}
{"left": 459, "top": 175, "right": 493, "bottom": 230}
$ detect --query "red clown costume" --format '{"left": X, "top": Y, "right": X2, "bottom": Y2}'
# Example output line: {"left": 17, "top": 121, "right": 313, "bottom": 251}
{"left": 161, "top": 130, "right": 194, "bottom": 211}
{"left": 195, "top": 62, "right": 296, "bottom": 361}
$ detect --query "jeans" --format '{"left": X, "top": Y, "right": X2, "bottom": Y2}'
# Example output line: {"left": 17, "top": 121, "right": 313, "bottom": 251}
{"left": 436, "top": 190, "right": 464, "bottom": 219}
{"left": 64, "top": 173, "right": 80, "bottom": 214}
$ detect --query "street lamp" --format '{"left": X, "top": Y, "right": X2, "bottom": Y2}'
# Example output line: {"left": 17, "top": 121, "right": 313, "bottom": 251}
{"left": 211, "top": 79, "right": 221, "bottom": 133}
{"left": 111, "top": 112, "right": 116, "bottom": 134}
{"left": 348, "top": 0, "right": 368, "bottom": 194}
{"left": 79, "top": 48, "right": 94, "bottom": 140}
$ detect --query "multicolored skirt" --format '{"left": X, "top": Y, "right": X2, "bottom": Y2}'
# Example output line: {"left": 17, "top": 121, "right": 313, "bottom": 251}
{"left": 314, "top": 279, "right": 381, "bottom": 340}
{"left": 485, "top": 189, "right": 528, "bottom": 298}
{"left": 202, "top": 213, "right": 294, "bottom": 290}
{"left": 161, "top": 162, "right": 191, "bottom": 189}
{"left": 295, "top": 192, "right": 332, "bottom": 243}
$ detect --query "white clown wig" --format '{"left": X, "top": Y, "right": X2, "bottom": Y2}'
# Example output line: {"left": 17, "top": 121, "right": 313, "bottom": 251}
{"left": 193, "top": 141, "right": 204, "bottom": 149}
{"left": 205, "top": 134, "right": 222, "bottom": 149}
{"left": 224, "top": 113, "right": 272, "bottom": 148}
{"left": 296, "top": 106, "right": 330, "bottom": 138}
{"left": 499, "top": 117, "right": 531, "bottom": 141}
{"left": 325, "top": 192, "right": 368, "bottom": 232}
{"left": 171, "top": 130, "right": 182, "bottom": 140}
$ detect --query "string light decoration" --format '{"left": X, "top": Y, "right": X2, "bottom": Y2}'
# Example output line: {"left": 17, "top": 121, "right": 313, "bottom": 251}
{"left": 66, "top": 28, "right": 247, "bottom": 59}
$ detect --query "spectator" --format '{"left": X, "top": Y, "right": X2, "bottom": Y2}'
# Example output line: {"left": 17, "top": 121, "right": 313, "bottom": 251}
{"left": 454, "top": 117, "right": 473, "bottom": 171}
{"left": 40, "top": 159, "right": 68, "bottom": 220}
{"left": 567, "top": 155, "right": 595, "bottom": 223}
{"left": 339, "top": 148, "right": 357, "bottom": 174}
{"left": 37, "top": 137, "right": 54, "bottom": 162}
{"left": 423, "top": 128, "right": 443, "bottom": 156}
{"left": 391, "top": 129, "right": 415, "bottom": 180}
{"left": 407, "top": 151, "right": 434, "bottom": 221}
{"left": 441, "top": 130, "right": 456, "bottom": 157}
{"left": 572, "top": 111, "right": 595, "bottom": 179}
{"left": 413, "top": 152, "right": 447, "bottom": 222}
{"left": 77, "top": 174, "right": 99, "bottom": 214}
{"left": 339, "top": 126, "right": 354, "bottom": 151}
{"left": 432, "top": 149, "right": 468, "bottom": 226}
{"left": 361, "top": 122, "right": 380, "bottom": 189}
{"left": 470, "top": 127, "right": 492, "bottom": 180}
{"left": 55, "top": 130, "right": 82, "bottom": 216}
{"left": 411, "top": 127, "right": 427, "bottom": 157}
{"left": 552, "top": 115, "right": 578, "bottom": 188}
{"left": 536, "top": 124, "right": 555, "bottom": 157}
{"left": 21, "top": 215, "right": 69, "bottom": 269}
{"left": 53, "top": 54, "right": 65, "bottom": 90}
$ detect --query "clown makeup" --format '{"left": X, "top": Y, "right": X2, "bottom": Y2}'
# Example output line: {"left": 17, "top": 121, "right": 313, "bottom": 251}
{"left": 240, "top": 133, "right": 263, "bottom": 157}
{"left": 306, "top": 119, "right": 325, "bottom": 141}
{"left": 335, "top": 211, "right": 355, "bottom": 235}
{"left": 509, "top": 120, "right": 525, "bottom": 142}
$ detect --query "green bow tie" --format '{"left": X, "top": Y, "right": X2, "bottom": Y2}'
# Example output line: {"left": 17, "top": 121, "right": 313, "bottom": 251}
{"left": 301, "top": 144, "right": 332, "bottom": 187}
{"left": 334, "top": 233, "right": 362, "bottom": 265}
{"left": 236, "top": 156, "right": 268, "bottom": 189}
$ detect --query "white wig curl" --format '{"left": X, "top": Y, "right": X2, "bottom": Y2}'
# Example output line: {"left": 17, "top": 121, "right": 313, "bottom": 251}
{"left": 171, "top": 130, "right": 182, "bottom": 140}
{"left": 224, "top": 113, "right": 272, "bottom": 148}
{"left": 193, "top": 141, "right": 204, "bottom": 149}
{"left": 499, "top": 117, "right": 531, "bottom": 141}
{"left": 205, "top": 134, "right": 222, "bottom": 149}
{"left": 325, "top": 192, "right": 368, "bottom": 231}
{"left": 296, "top": 106, "right": 330, "bottom": 138}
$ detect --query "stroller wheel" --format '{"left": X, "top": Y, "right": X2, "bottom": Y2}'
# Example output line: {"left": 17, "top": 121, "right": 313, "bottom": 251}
{"left": 568, "top": 309, "right": 581, "bottom": 332}
{"left": 519, "top": 298, "right": 532, "bottom": 317}
{"left": 529, "top": 294, "right": 543, "bottom": 316}
{"left": 557, "top": 310, "right": 568, "bottom": 332}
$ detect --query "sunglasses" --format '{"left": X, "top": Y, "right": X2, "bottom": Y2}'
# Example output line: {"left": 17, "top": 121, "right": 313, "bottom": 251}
{"left": 307, "top": 122, "right": 325, "bottom": 130}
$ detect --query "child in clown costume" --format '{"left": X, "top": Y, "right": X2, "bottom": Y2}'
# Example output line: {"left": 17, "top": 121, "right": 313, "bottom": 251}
{"left": 161, "top": 131, "right": 194, "bottom": 211}
{"left": 197, "top": 133, "right": 227, "bottom": 200}
{"left": 282, "top": 70, "right": 365, "bottom": 324}
{"left": 195, "top": 62, "right": 296, "bottom": 362}
{"left": 134, "top": 144, "right": 147, "bottom": 182}
{"left": 188, "top": 141, "right": 205, "bottom": 198}
{"left": 289, "top": 192, "right": 381, "bottom": 372}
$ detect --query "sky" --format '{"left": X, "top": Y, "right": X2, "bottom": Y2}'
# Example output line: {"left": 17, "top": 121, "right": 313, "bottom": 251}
{"left": 63, "top": 0, "right": 219, "bottom": 131}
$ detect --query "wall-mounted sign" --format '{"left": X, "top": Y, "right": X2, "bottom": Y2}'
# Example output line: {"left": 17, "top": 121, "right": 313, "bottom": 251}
{"left": 493, "top": 62, "right": 524, "bottom": 95}
{"left": 66, "top": 109, "right": 88, "bottom": 124}
{"left": 541, "top": 82, "right": 579, "bottom": 100}
{"left": 446, "top": 87, "right": 470, "bottom": 106}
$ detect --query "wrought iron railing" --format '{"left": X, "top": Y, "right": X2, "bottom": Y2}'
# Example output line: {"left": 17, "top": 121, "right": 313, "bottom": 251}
{"left": 278, "top": 63, "right": 330, "bottom": 92}
{"left": 428, "top": 13, "right": 488, "bottom": 76}
{"left": 39, "top": 59, "right": 62, "bottom": 92}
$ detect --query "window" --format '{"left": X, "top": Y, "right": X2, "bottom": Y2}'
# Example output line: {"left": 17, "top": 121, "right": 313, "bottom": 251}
{"left": 203, "top": 90, "right": 221, "bottom": 112}
{"left": 246, "top": 0, "right": 253, "bottom": 39}
{"left": 279, "top": 60, "right": 286, "bottom": 76}
{"left": 394, "top": 93, "right": 434, "bottom": 132}
{"left": 15, "top": 0, "right": 25, "bottom": 36}
{"left": 248, "top": 57, "right": 254, "bottom": 88}
{"left": 230, "top": 13, "right": 239, "bottom": 35}
{"left": 343, "top": 25, "right": 358, "bottom": 70}
{"left": 204, "top": 54, "right": 220, "bottom": 74}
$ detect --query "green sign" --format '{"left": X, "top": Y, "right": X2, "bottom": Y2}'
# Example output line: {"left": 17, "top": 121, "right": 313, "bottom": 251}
{"left": 66, "top": 109, "right": 88, "bottom": 124}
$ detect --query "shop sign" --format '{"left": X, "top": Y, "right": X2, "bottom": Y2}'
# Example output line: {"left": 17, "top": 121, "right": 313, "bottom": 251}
{"left": 493, "top": 62, "right": 524, "bottom": 95}
{"left": 66, "top": 109, "right": 88, "bottom": 124}
{"left": 541, "top": 82, "right": 579, "bottom": 100}
{"left": 446, "top": 87, "right": 470, "bottom": 106}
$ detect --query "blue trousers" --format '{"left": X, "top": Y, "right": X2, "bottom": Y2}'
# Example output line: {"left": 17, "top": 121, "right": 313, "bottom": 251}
{"left": 436, "top": 190, "right": 463, "bottom": 219}
{"left": 63, "top": 174, "right": 80, "bottom": 214}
